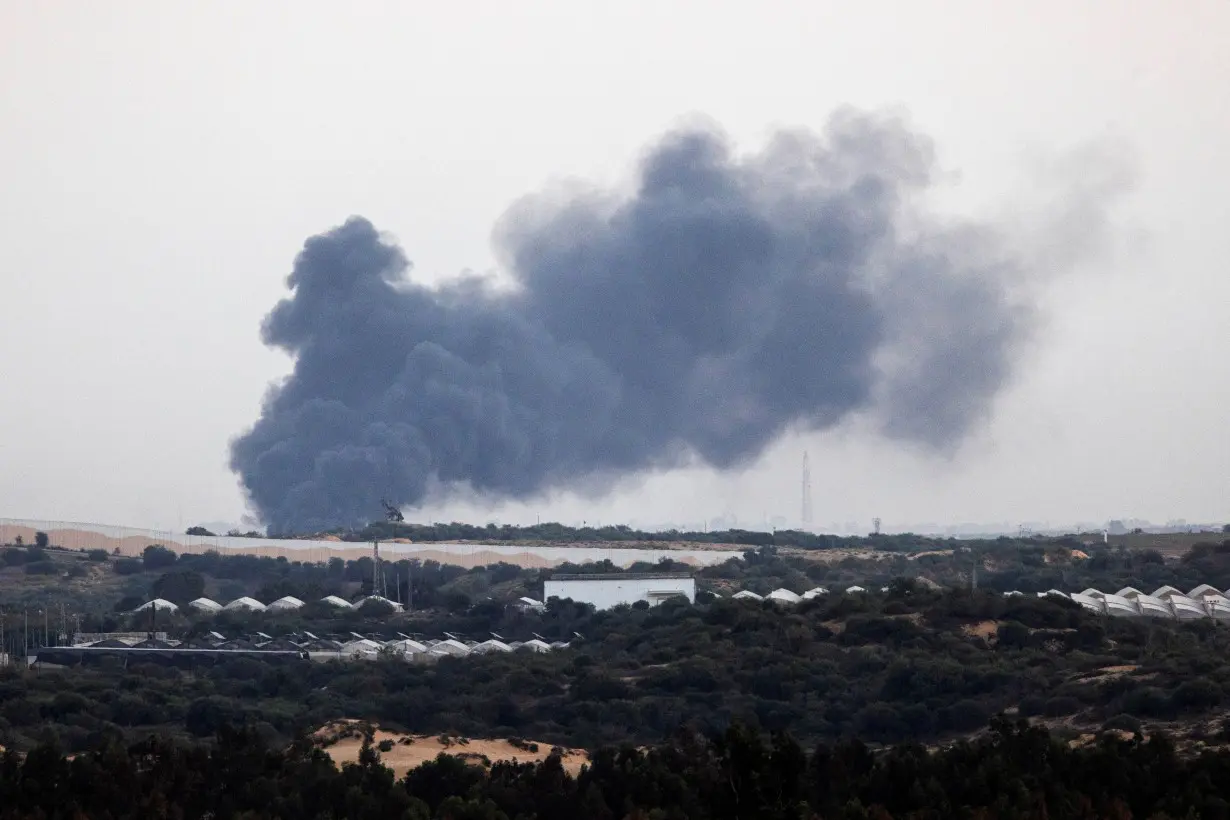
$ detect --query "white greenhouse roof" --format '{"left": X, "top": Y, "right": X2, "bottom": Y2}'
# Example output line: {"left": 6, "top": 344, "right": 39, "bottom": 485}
{"left": 802, "top": 587, "right": 828, "bottom": 599}
{"left": 320, "top": 595, "right": 352, "bottom": 608}
{"left": 520, "top": 639, "right": 552, "bottom": 652}
{"left": 845, "top": 585, "right": 866, "bottom": 593}
{"left": 1190, "top": 584, "right": 1222, "bottom": 598}
{"left": 387, "top": 638, "right": 428, "bottom": 653}
{"left": 268, "top": 596, "right": 305, "bottom": 610}
{"left": 133, "top": 598, "right": 178, "bottom": 613}
{"left": 353, "top": 595, "right": 404, "bottom": 612}
{"left": 1068, "top": 593, "right": 1104, "bottom": 614}
{"left": 224, "top": 597, "right": 267, "bottom": 611}
{"left": 1133, "top": 594, "right": 1171, "bottom": 618}
{"left": 1151, "top": 586, "right": 1185, "bottom": 599}
{"left": 471, "top": 639, "right": 513, "bottom": 654}
{"left": 188, "top": 598, "right": 222, "bottom": 611}
{"left": 431, "top": 639, "right": 470, "bottom": 655}
{"left": 732, "top": 590, "right": 763, "bottom": 601}
{"left": 1101, "top": 594, "right": 1138, "bottom": 617}
{"left": 767, "top": 589, "right": 802, "bottom": 604}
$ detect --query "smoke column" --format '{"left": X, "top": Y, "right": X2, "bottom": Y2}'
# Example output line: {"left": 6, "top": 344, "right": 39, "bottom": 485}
{"left": 230, "top": 110, "right": 1115, "bottom": 534}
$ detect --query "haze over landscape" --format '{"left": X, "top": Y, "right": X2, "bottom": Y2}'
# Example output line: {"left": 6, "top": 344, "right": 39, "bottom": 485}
{"left": 2, "top": 2, "right": 1227, "bottom": 534}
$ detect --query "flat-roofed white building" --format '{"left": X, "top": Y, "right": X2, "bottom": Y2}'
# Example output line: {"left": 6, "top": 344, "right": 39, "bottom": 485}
{"left": 544, "top": 572, "right": 695, "bottom": 610}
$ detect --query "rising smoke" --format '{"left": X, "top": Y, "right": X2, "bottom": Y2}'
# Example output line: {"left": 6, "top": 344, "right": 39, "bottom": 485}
{"left": 231, "top": 110, "right": 1125, "bottom": 534}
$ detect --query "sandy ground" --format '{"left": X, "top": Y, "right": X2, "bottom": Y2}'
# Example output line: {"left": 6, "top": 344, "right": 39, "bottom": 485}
{"left": 961, "top": 620, "right": 1001, "bottom": 640}
{"left": 316, "top": 721, "right": 589, "bottom": 776}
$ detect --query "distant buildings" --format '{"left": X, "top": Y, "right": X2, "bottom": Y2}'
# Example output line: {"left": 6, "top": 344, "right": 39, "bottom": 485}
{"left": 544, "top": 572, "right": 695, "bottom": 610}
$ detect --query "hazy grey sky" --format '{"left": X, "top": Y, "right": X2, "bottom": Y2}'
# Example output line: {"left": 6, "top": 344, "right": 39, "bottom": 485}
{"left": 2, "top": 2, "right": 1227, "bottom": 533}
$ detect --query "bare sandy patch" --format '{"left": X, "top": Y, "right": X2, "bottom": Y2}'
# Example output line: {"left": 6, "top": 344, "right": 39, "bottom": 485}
{"left": 961, "top": 620, "right": 1001, "bottom": 640}
{"left": 315, "top": 721, "right": 588, "bottom": 777}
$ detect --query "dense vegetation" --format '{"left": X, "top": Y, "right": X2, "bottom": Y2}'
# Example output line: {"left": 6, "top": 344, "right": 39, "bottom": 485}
{"left": 354, "top": 520, "right": 940, "bottom": 550}
{"left": 5, "top": 718, "right": 1230, "bottom": 819}
{"left": 7, "top": 578, "right": 1230, "bottom": 756}
{"left": 7, "top": 538, "right": 1230, "bottom": 761}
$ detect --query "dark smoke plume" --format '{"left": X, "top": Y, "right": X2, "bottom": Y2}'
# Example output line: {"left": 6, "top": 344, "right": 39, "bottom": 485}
{"left": 230, "top": 110, "right": 1118, "bottom": 533}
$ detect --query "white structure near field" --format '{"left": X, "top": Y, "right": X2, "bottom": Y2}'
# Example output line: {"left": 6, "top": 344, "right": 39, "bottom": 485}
{"left": 543, "top": 572, "right": 695, "bottom": 610}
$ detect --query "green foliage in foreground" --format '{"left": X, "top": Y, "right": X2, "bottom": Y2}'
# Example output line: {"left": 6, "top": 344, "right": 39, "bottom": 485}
{"left": 3, "top": 718, "right": 1230, "bottom": 819}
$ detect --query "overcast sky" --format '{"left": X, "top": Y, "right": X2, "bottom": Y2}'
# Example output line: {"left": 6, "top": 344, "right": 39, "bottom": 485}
{"left": 2, "top": 1, "right": 1227, "bottom": 534}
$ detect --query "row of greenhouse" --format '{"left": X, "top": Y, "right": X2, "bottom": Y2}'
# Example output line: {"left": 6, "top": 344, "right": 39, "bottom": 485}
{"left": 130, "top": 594, "right": 405, "bottom": 615}
{"left": 1012, "top": 585, "right": 1230, "bottom": 620}
{"left": 69, "top": 629, "right": 569, "bottom": 661}
{"left": 725, "top": 585, "right": 877, "bottom": 604}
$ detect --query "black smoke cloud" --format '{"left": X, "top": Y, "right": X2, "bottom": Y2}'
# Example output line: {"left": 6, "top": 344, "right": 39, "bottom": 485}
{"left": 230, "top": 110, "right": 1110, "bottom": 534}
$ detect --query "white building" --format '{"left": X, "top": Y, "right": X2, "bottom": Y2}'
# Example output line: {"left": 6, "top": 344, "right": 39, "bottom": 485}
{"left": 543, "top": 572, "right": 695, "bottom": 610}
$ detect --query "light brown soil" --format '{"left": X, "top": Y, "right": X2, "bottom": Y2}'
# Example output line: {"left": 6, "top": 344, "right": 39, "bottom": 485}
{"left": 962, "top": 620, "right": 1001, "bottom": 640}
{"left": 315, "top": 721, "right": 589, "bottom": 777}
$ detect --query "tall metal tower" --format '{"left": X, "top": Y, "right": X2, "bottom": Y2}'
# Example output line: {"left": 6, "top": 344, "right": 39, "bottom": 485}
{"left": 371, "top": 539, "right": 385, "bottom": 599}
{"left": 801, "top": 452, "right": 813, "bottom": 527}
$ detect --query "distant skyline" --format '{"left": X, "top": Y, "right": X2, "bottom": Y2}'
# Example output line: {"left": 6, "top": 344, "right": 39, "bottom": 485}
{"left": 2, "top": 2, "right": 1228, "bottom": 532}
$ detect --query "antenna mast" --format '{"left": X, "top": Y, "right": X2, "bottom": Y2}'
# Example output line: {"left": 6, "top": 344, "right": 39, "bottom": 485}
{"left": 801, "top": 452, "right": 813, "bottom": 527}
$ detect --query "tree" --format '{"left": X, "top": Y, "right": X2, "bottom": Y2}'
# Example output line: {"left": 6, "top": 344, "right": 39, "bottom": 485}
{"left": 185, "top": 526, "right": 215, "bottom": 537}
{"left": 114, "top": 558, "right": 143, "bottom": 575}
{"left": 142, "top": 544, "right": 177, "bottom": 570}
{"left": 152, "top": 570, "right": 205, "bottom": 605}
{"left": 34, "top": 532, "right": 49, "bottom": 549}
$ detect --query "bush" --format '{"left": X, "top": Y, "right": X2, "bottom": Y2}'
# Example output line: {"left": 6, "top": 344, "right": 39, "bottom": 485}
{"left": 24, "top": 560, "right": 58, "bottom": 576}
{"left": 2, "top": 549, "right": 29, "bottom": 566}
{"left": 86, "top": 549, "right": 110, "bottom": 562}
{"left": 1103, "top": 714, "right": 1142, "bottom": 734}
{"left": 1042, "top": 696, "right": 1082, "bottom": 717}
{"left": 34, "top": 532, "right": 50, "bottom": 549}
{"left": 142, "top": 545, "right": 178, "bottom": 570}
{"left": 114, "top": 558, "right": 143, "bottom": 576}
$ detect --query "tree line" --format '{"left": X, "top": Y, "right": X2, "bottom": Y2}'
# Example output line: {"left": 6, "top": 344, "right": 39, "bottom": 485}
{"left": 3, "top": 717, "right": 1230, "bottom": 819}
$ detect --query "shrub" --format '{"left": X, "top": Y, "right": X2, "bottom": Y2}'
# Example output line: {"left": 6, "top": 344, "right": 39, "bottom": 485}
{"left": 1103, "top": 713, "right": 1143, "bottom": 734}
{"left": 24, "top": 560, "right": 58, "bottom": 576}
{"left": 86, "top": 549, "right": 110, "bottom": 562}
{"left": 114, "top": 558, "right": 143, "bottom": 576}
